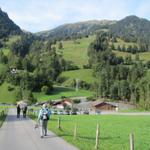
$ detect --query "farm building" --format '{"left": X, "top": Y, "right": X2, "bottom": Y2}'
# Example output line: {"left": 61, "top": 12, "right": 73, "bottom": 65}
{"left": 52, "top": 99, "right": 73, "bottom": 109}
{"left": 74, "top": 101, "right": 117, "bottom": 114}
{"left": 75, "top": 100, "right": 135, "bottom": 114}
{"left": 92, "top": 101, "right": 118, "bottom": 111}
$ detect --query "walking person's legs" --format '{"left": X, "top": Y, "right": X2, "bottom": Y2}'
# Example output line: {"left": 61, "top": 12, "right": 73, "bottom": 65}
{"left": 40, "top": 120, "right": 44, "bottom": 138}
{"left": 43, "top": 121, "right": 48, "bottom": 136}
{"left": 17, "top": 110, "right": 20, "bottom": 118}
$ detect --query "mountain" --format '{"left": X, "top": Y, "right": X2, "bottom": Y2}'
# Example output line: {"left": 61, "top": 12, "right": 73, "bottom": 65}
{"left": 0, "top": 8, "right": 22, "bottom": 38}
{"left": 36, "top": 20, "right": 115, "bottom": 40}
{"left": 110, "top": 15, "right": 150, "bottom": 42}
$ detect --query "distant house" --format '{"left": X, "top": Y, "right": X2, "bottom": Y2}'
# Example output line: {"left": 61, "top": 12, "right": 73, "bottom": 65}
{"left": 75, "top": 100, "right": 118, "bottom": 114}
{"left": 75, "top": 100, "right": 135, "bottom": 114}
{"left": 92, "top": 101, "right": 118, "bottom": 111}
{"left": 52, "top": 99, "right": 73, "bottom": 110}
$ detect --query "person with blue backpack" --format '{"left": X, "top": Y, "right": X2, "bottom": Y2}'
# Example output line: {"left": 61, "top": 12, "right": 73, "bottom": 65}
{"left": 38, "top": 103, "right": 51, "bottom": 138}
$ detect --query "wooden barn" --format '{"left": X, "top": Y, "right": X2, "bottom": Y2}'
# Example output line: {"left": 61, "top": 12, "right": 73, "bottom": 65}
{"left": 93, "top": 102, "right": 118, "bottom": 111}
{"left": 52, "top": 99, "right": 73, "bottom": 109}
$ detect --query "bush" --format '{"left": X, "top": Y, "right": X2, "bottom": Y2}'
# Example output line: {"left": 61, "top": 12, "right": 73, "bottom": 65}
{"left": 83, "top": 64, "right": 91, "bottom": 69}
{"left": 27, "top": 91, "right": 37, "bottom": 104}
{"left": 41, "top": 85, "right": 51, "bottom": 95}
{"left": 8, "top": 85, "right": 14, "bottom": 91}
{"left": 57, "top": 76, "right": 67, "bottom": 84}
{"left": 73, "top": 99, "right": 81, "bottom": 104}
{"left": 86, "top": 96, "right": 96, "bottom": 101}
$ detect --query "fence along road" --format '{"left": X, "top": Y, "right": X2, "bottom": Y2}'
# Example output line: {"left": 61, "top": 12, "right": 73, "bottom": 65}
{"left": 0, "top": 109, "right": 78, "bottom": 150}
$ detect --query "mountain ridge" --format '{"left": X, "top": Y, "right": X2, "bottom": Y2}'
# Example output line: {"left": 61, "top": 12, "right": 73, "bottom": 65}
{"left": 0, "top": 8, "right": 22, "bottom": 38}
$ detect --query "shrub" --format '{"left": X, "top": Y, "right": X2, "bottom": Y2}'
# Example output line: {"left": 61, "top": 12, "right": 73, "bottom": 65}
{"left": 41, "top": 85, "right": 51, "bottom": 95}
{"left": 8, "top": 85, "right": 14, "bottom": 91}
{"left": 73, "top": 99, "right": 81, "bottom": 104}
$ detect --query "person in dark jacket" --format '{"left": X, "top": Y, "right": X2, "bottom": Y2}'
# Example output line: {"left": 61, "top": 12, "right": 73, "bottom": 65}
{"left": 23, "top": 106, "right": 27, "bottom": 118}
{"left": 17, "top": 104, "right": 21, "bottom": 118}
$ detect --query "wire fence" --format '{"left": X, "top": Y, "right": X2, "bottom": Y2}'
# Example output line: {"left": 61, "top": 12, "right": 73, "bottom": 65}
{"left": 28, "top": 109, "right": 135, "bottom": 150}
{"left": 0, "top": 108, "right": 8, "bottom": 127}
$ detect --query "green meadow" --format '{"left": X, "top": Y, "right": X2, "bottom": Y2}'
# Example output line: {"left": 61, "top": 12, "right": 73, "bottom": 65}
{"left": 60, "top": 69, "right": 94, "bottom": 85}
{"left": 47, "top": 115, "right": 150, "bottom": 150}
{"left": 0, "top": 82, "right": 17, "bottom": 103}
{"left": 29, "top": 113, "right": 150, "bottom": 150}
{"left": 58, "top": 36, "right": 95, "bottom": 68}
{"left": 34, "top": 86, "right": 93, "bottom": 101}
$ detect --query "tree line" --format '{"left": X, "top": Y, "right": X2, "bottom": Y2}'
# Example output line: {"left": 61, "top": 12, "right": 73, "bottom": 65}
{"left": 88, "top": 31, "right": 150, "bottom": 109}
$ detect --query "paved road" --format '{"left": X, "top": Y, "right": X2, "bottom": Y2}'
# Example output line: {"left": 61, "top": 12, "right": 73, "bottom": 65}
{"left": 0, "top": 109, "right": 78, "bottom": 150}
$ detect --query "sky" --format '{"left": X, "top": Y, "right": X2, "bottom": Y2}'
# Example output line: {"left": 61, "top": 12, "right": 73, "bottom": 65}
{"left": 0, "top": 0, "right": 150, "bottom": 32}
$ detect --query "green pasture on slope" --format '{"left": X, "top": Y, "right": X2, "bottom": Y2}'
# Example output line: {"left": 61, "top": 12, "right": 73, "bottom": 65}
{"left": 61, "top": 69, "right": 94, "bottom": 85}
{"left": 48, "top": 115, "right": 150, "bottom": 150}
{"left": 57, "top": 36, "right": 95, "bottom": 68}
{"left": 34, "top": 86, "right": 93, "bottom": 101}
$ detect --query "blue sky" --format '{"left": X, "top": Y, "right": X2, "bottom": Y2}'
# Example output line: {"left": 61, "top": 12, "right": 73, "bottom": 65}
{"left": 0, "top": 0, "right": 150, "bottom": 32}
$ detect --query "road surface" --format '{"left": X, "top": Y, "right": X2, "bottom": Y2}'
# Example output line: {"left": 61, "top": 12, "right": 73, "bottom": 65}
{"left": 0, "top": 109, "right": 78, "bottom": 150}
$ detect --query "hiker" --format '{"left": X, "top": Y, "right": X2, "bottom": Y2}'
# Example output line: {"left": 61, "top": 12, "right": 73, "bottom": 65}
{"left": 38, "top": 103, "right": 51, "bottom": 138}
{"left": 22, "top": 106, "right": 27, "bottom": 118}
{"left": 17, "top": 104, "right": 21, "bottom": 118}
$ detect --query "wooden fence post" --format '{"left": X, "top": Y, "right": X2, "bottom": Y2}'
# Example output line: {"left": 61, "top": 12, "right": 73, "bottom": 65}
{"left": 57, "top": 117, "right": 61, "bottom": 129}
{"left": 95, "top": 123, "right": 100, "bottom": 149}
{"left": 73, "top": 123, "right": 77, "bottom": 140}
{"left": 0, "top": 111, "right": 2, "bottom": 118}
{"left": 2, "top": 110, "right": 4, "bottom": 117}
{"left": 130, "top": 133, "right": 134, "bottom": 150}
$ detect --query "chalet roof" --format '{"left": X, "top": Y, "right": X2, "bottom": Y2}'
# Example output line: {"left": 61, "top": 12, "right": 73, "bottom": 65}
{"left": 52, "top": 99, "right": 73, "bottom": 106}
{"left": 74, "top": 101, "right": 92, "bottom": 109}
{"left": 93, "top": 101, "right": 118, "bottom": 107}
{"left": 74, "top": 101, "right": 118, "bottom": 109}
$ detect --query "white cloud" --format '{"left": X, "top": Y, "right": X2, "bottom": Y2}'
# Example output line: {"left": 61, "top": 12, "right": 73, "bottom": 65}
{"left": 0, "top": 0, "right": 149, "bottom": 32}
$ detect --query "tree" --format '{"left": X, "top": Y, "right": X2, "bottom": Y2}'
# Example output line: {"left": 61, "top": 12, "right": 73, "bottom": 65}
{"left": 11, "top": 34, "right": 34, "bottom": 57}
{"left": 135, "top": 53, "right": 140, "bottom": 61}
{"left": 110, "top": 82, "right": 119, "bottom": 100}
{"left": 58, "top": 42, "right": 63, "bottom": 49}
{"left": 15, "top": 88, "right": 23, "bottom": 102}
{"left": 27, "top": 91, "right": 37, "bottom": 104}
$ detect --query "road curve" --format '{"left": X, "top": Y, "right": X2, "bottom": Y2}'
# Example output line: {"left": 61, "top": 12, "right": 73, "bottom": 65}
{"left": 0, "top": 109, "right": 78, "bottom": 150}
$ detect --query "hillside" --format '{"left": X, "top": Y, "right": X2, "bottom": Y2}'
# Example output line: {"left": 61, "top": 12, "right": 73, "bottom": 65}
{"left": 0, "top": 8, "right": 22, "bottom": 38}
{"left": 57, "top": 35, "right": 95, "bottom": 67}
{"left": 36, "top": 20, "right": 115, "bottom": 40}
{"left": 110, "top": 15, "right": 150, "bottom": 42}
{"left": 1, "top": 10, "right": 150, "bottom": 105}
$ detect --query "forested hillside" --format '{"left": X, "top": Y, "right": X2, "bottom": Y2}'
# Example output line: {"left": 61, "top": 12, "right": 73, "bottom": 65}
{"left": 0, "top": 8, "right": 22, "bottom": 38}
{"left": 0, "top": 7, "right": 150, "bottom": 108}
{"left": 36, "top": 20, "right": 115, "bottom": 40}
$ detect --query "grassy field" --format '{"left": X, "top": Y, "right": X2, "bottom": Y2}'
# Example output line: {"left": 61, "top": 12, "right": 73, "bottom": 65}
{"left": 113, "top": 50, "right": 150, "bottom": 62}
{"left": 34, "top": 86, "right": 93, "bottom": 101}
{"left": 29, "top": 113, "right": 150, "bottom": 150}
{"left": 57, "top": 36, "right": 95, "bottom": 68}
{"left": 0, "top": 82, "right": 17, "bottom": 103}
{"left": 113, "top": 38, "right": 138, "bottom": 48}
{"left": 47, "top": 115, "right": 150, "bottom": 150}
{"left": 57, "top": 36, "right": 95, "bottom": 85}
{"left": 0, "top": 83, "right": 93, "bottom": 103}
{"left": 60, "top": 69, "right": 94, "bottom": 85}
{"left": 0, "top": 63, "right": 7, "bottom": 73}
